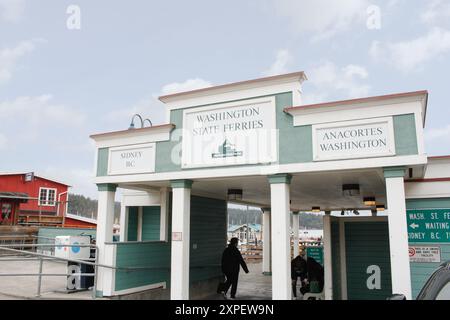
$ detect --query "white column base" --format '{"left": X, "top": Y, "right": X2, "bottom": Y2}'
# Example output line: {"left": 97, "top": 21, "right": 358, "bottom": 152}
{"left": 262, "top": 209, "right": 271, "bottom": 274}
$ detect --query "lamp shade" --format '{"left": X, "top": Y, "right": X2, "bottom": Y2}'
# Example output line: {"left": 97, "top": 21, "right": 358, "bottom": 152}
{"left": 364, "top": 197, "right": 376, "bottom": 206}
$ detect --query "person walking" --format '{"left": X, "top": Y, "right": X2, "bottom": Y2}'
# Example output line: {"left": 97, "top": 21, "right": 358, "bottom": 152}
{"left": 221, "top": 237, "right": 249, "bottom": 299}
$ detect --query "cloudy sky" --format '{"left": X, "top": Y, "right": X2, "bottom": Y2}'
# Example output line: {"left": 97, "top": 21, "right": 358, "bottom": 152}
{"left": 1, "top": 0, "right": 450, "bottom": 198}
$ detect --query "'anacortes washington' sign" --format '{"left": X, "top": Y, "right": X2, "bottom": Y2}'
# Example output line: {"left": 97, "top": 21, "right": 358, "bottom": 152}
{"left": 312, "top": 117, "right": 396, "bottom": 161}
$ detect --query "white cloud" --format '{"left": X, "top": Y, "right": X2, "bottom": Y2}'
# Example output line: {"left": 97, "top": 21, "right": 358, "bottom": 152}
{"left": 370, "top": 28, "right": 450, "bottom": 72}
{"left": 421, "top": 0, "right": 450, "bottom": 26}
{"left": 303, "top": 61, "right": 370, "bottom": 104}
{"left": 262, "top": 49, "right": 293, "bottom": 76}
{"left": 274, "top": 0, "right": 369, "bottom": 40}
{"left": 425, "top": 125, "right": 450, "bottom": 142}
{"left": 0, "top": 0, "right": 25, "bottom": 22}
{"left": 106, "top": 78, "right": 212, "bottom": 129}
{"left": 0, "top": 40, "right": 39, "bottom": 84}
{"left": 160, "top": 78, "right": 212, "bottom": 96}
{"left": 0, "top": 95, "right": 85, "bottom": 127}
{"left": 105, "top": 96, "right": 166, "bottom": 130}
{"left": 41, "top": 167, "right": 98, "bottom": 199}
{"left": 0, "top": 94, "right": 86, "bottom": 151}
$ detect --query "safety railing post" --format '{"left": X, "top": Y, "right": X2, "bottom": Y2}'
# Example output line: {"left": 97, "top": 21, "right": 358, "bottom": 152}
{"left": 92, "top": 246, "right": 99, "bottom": 300}
{"left": 36, "top": 256, "right": 43, "bottom": 298}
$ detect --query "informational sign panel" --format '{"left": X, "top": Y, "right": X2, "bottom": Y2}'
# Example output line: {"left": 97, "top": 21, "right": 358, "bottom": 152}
{"left": 182, "top": 97, "right": 277, "bottom": 168}
{"left": 409, "top": 246, "right": 441, "bottom": 263}
{"left": 312, "top": 117, "right": 396, "bottom": 161}
{"left": 306, "top": 246, "right": 324, "bottom": 266}
{"left": 108, "top": 143, "right": 156, "bottom": 175}
{"left": 407, "top": 209, "right": 450, "bottom": 243}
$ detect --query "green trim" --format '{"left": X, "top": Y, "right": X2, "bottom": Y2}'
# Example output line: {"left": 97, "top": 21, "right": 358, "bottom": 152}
{"left": 393, "top": 114, "right": 418, "bottom": 156}
{"left": 97, "top": 183, "right": 118, "bottom": 192}
{"left": 383, "top": 167, "right": 406, "bottom": 178}
{"left": 96, "top": 148, "right": 109, "bottom": 177}
{"left": 406, "top": 198, "right": 450, "bottom": 210}
{"left": 170, "top": 179, "right": 193, "bottom": 189}
{"left": 268, "top": 174, "right": 292, "bottom": 185}
{"left": 292, "top": 211, "right": 299, "bottom": 215}
{"left": 262, "top": 272, "right": 272, "bottom": 276}
{"left": 95, "top": 290, "right": 103, "bottom": 298}
{"left": 277, "top": 92, "right": 313, "bottom": 164}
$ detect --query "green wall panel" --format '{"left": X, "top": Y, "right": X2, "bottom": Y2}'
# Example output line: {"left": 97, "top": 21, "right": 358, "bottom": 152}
{"left": 127, "top": 207, "right": 138, "bottom": 242}
{"left": 331, "top": 221, "right": 342, "bottom": 300}
{"left": 190, "top": 196, "right": 227, "bottom": 283}
{"left": 96, "top": 148, "right": 109, "bottom": 177}
{"left": 115, "top": 241, "right": 171, "bottom": 291}
{"left": 276, "top": 93, "right": 313, "bottom": 164}
{"left": 155, "top": 109, "right": 183, "bottom": 173}
{"left": 406, "top": 198, "right": 450, "bottom": 298}
{"left": 406, "top": 198, "right": 450, "bottom": 210}
{"left": 345, "top": 222, "right": 392, "bottom": 300}
{"left": 393, "top": 114, "right": 418, "bottom": 156}
{"left": 142, "top": 206, "right": 161, "bottom": 241}
{"left": 114, "top": 195, "right": 226, "bottom": 292}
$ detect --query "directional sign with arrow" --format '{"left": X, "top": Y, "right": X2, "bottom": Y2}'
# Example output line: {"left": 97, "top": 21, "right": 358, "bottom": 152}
{"left": 406, "top": 209, "right": 450, "bottom": 243}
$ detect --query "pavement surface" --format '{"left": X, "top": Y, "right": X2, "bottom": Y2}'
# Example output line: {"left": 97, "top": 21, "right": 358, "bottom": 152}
{"left": 0, "top": 255, "right": 94, "bottom": 300}
{"left": 0, "top": 258, "right": 298, "bottom": 300}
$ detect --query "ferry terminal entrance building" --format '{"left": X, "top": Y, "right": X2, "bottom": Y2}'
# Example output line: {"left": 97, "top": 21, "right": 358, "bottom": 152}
{"left": 90, "top": 72, "right": 450, "bottom": 300}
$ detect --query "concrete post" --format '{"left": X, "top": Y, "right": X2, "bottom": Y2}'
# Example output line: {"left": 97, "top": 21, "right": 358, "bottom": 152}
{"left": 384, "top": 167, "right": 412, "bottom": 300}
{"left": 292, "top": 212, "right": 300, "bottom": 258}
{"left": 170, "top": 180, "right": 193, "bottom": 300}
{"left": 323, "top": 214, "right": 333, "bottom": 300}
{"left": 268, "top": 174, "right": 292, "bottom": 300}
{"left": 95, "top": 183, "right": 117, "bottom": 297}
{"left": 262, "top": 208, "right": 272, "bottom": 275}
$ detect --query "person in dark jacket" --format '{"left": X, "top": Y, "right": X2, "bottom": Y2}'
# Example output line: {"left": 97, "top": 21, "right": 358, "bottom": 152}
{"left": 221, "top": 237, "right": 249, "bottom": 299}
{"left": 291, "top": 255, "right": 307, "bottom": 298}
{"left": 291, "top": 255, "right": 324, "bottom": 297}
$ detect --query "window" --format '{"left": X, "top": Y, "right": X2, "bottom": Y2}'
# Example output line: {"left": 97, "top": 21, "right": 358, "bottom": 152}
{"left": 39, "top": 188, "right": 57, "bottom": 206}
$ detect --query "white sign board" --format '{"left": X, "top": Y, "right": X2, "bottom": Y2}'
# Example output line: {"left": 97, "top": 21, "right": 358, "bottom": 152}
{"left": 409, "top": 246, "right": 441, "bottom": 263}
{"left": 312, "top": 117, "right": 396, "bottom": 161}
{"left": 182, "top": 97, "right": 278, "bottom": 168}
{"left": 108, "top": 143, "right": 156, "bottom": 175}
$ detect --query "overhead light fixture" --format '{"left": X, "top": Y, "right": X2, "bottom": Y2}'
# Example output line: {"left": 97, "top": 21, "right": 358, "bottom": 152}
{"left": 353, "top": 209, "right": 360, "bottom": 216}
{"left": 129, "top": 114, "right": 143, "bottom": 130}
{"left": 364, "top": 197, "right": 376, "bottom": 206}
{"left": 312, "top": 207, "right": 321, "bottom": 213}
{"left": 342, "top": 184, "right": 360, "bottom": 197}
{"left": 227, "top": 189, "right": 243, "bottom": 201}
{"left": 340, "top": 210, "right": 345, "bottom": 216}
{"left": 376, "top": 205, "right": 386, "bottom": 212}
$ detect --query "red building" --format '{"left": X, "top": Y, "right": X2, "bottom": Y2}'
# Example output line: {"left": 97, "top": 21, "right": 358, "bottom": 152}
{"left": 0, "top": 172, "right": 70, "bottom": 225}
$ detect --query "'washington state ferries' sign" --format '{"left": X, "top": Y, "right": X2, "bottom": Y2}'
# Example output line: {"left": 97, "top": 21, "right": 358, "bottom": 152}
{"left": 182, "top": 97, "right": 277, "bottom": 168}
{"left": 312, "top": 117, "right": 396, "bottom": 161}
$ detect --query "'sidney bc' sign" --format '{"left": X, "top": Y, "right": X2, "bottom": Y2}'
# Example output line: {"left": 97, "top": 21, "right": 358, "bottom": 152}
{"left": 312, "top": 117, "right": 396, "bottom": 161}
{"left": 108, "top": 143, "right": 156, "bottom": 175}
